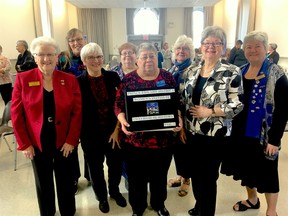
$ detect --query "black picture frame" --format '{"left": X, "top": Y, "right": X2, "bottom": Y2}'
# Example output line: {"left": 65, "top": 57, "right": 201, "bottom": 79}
{"left": 124, "top": 87, "right": 179, "bottom": 132}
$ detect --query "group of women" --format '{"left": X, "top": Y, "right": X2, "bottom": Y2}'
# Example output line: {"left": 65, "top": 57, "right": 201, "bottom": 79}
{"left": 167, "top": 27, "right": 288, "bottom": 216}
{"left": 172, "top": 27, "right": 287, "bottom": 216}
{"left": 10, "top": 25, "right": 288, "bottom": 216}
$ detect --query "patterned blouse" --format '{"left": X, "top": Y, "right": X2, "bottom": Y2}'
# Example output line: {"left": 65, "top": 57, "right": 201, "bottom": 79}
{"left": 110, "top": 63, "right": 125, "bottom": 80}
{"left": 0, "top": 55, "right": 12, "bottom": 85}
{"left": 168, "top": 62, "right": 196, "bottom": 114}
{"left": 88, "top": 74, "right": 109, "bottom": 128}
{"left": 183, "top": 60, "right": 244, "bottom": 137}
{"left": 232, "top": 63, "right": 288, "bottom": 147}
{"left": 57, "top": 51, "right": 86, "bottom": 77}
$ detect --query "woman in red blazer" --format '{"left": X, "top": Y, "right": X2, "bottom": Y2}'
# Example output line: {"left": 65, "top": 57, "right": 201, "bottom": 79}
{"left": 11, "top": 36, "right": 82, "bottom": 216}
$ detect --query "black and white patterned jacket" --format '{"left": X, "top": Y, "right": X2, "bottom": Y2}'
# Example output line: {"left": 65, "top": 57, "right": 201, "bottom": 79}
{"left": 183, "top": 60, "right": 244, "bottom": 137}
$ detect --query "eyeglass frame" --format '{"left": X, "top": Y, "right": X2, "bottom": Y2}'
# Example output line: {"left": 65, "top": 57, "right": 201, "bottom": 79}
{"left": 86, "top": 55, "right": 104, "bottom": 61}
{"left": 138, "top": 54, "right": 156, "bottom": 61}
{"left": 121, "top": 51, "right": 135, "bottom": 56}
{"left": 68, "top": 37, "right": 84, "bottom": 44}
{"left": 201, "top": 42, "right": 223, "bottom": 48}
{"left": 175, "top": 46, "right": 190, "bottom": 51}
{"left": 34, "top": 53, "right": 57, "bottom": 58}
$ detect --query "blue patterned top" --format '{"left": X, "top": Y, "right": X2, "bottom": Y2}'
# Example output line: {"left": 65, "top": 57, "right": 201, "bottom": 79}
{"left": 57, "top": 51, "right": 86, "bottom": 77}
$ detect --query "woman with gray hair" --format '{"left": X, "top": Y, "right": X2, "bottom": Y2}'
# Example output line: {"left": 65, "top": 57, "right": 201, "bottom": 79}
{"left": 15, "top": 39, "right": 37, "bottom": 72}
{"left": 110, "top": 42, "right": 139, "bottom": 190}
{"left": 115, "top": 42, "right": 183, "bottom": 216}
{"left": 223, "top": 31, "right": 288, "bottom": 216}
{"left": 11, "top": 36, "right": 82, "bottom": 215}
{"left": 77, "top": 42, "right": 126, "bottom": 213}
{"left": 57, "top": 28, "right": 89, "bottom": 194}
{"left": 183, "top": 26, "right": 244, "bottom": 216}
{"left": 57, "top": 28, "right": 87, "bottom": 76}
{"left": 110, "top": 42, "right": 138, "bottom": 80}
{"left": 267, "top": 43, "right": 280, "bottom": 64}
{"left": 167, "top": 34, "right": 195, "bottom": 197}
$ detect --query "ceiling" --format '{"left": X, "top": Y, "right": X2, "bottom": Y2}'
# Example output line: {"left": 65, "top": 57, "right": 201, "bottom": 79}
{"left": 65, "top": 0, "right": 222, "bottom": 8}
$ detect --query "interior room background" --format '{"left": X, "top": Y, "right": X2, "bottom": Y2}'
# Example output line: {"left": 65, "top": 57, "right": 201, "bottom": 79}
{"left": 0, "top": 0, "right": 287, "bottom": 72}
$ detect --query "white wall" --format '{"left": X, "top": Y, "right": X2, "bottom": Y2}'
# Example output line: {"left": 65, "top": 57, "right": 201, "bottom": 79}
{"left": 67, "top": 3, "right": 78, "bottom": 29}
{"left": 165, "top": 8, "right": 185, "bottom": 48}
{"left": 51, "top": 0, "right": 70, "bottom": 51}
{"left": 0, "top": 0, "right": 36, "bottom": 59}
{"left": 214, "top": 0, "right": 245, "bottom": 48}
{"left": 107, "top": 8, "right": 127, "bottom": 56}
{"left": 215, "top": 0, "right": 288, "bottom": 58}
{"left": 256, "top": 0, "right": 288, "bottom": 58}
{"left": 0, "top": 0, "right": 78, "bottom": 60}
{"left": 222, "top": 0, "right": 238, "bottom": 48}
{"left": 1, "top": 0, "right": 288, "bottom": 69}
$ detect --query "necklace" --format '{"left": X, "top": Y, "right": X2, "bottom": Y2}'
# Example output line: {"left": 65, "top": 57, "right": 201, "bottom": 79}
{"left": 201, "top": 66, "right": 214, "bottom": 77}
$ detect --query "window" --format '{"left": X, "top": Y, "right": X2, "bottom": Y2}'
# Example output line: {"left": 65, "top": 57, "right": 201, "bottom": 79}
{"left": 192, "top": 7, "right": 204, "bottom": 48}
{"left": 134, "top": 8, "right": 159, "bottom": 35}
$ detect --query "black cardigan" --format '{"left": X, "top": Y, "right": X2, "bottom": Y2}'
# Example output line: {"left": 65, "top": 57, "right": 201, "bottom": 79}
{"left": 77, "top": 69, "right": 121, "bottom": 144}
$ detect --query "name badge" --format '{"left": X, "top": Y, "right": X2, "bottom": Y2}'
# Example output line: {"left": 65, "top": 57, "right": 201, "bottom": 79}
{"left": 255, "top": 72, "right": 265, "bottom": 80}
{"left": 156, "top": 80, "right": 166, "bottom": 87}
{"left": 29, "top": 81, "right": 40, "bottom": 87}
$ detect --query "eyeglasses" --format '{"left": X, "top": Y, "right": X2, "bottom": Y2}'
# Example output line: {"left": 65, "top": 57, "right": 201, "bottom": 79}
{"left": 121, "top": 51, "right": 135, "bottom": 56}
{"left": 139, "top": 55, "right": 156, "bottom": 61}
{"left": 68, "top": 38, "right": 84, "bottom": 44}
{"left": 86, "top": 55, "right": 103, "bottom": 61}
{"left": 176, "top": 47, "right": 190, "bottom": 51}
{"left": 201, "top": 42, "right": 223, "bottom": 48}
{"left": 34, "top": 53, "right": 57, "bottom": 59}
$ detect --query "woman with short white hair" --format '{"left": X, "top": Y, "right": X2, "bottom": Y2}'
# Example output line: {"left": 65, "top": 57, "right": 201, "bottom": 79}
{"left": 78, "top": 42, "right": 126, "bottom": 213}
{"left": 225, "top": 31, "right": 288, "bottom": 216}
{"left": 11, "top": 36, "right": 82, "bottom": 215}
{"left": 167, "top": 34, "right": 195, "bottom": 197}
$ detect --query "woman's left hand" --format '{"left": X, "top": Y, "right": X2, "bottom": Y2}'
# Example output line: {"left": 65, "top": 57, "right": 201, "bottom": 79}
{"left": 265, "top": 143, "right": 279, "bottom": 156}
{"left": 109, "top": 129, "right": 120, "bottom": 149}
{"left": 190, "top": 105, "right": 212, "bottom": 118}
{"left": 173, "top": 115, "right": 183, "bottom": 132}
{"left": 179, "top": 128, "right": 186, "bottom": 143}
{"left": 117, "top": 112, "right": 133, "bottom": 136}
{"left": 61, "top": 143, "right": 75, "bottom": 158}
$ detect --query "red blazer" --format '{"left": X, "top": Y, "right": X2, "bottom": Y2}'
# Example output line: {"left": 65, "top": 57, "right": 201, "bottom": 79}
{"left": 11, "top": 68, "right": 82, "bottom": 151}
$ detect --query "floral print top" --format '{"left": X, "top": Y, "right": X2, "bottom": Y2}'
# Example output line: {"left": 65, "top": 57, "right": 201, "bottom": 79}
{"left": 57, "top": 51, "right": 86, "bottom": 77}
{"left": 0, "top": 55, "right": 12, "bottom": 84}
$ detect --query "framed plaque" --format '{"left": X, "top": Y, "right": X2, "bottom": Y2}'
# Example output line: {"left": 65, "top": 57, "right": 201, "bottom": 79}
{"left": 124, "top": 87, "right": 179, "bottom": 132}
